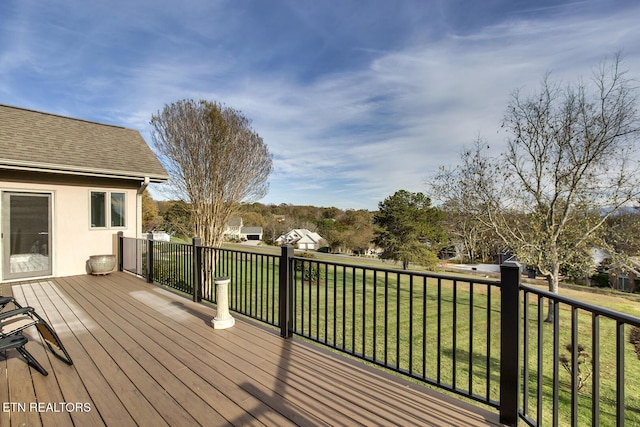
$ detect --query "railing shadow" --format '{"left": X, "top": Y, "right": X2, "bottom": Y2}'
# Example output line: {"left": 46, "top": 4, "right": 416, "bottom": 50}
{"left": 232, "top": 339, "right": 337, "bottom": 426}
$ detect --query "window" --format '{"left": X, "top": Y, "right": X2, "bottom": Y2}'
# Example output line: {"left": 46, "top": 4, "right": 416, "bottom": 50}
{"left": 111, "top": 193, "right": 125, "bottom": 227}
{"left": 90, "top": 192, "right": 106, "bottom": 227}
{"left": 90, "top": 191, "right": 126, "bottom": 229}
{"left": 618, "top": 274, "right": 629, "bottom": 292}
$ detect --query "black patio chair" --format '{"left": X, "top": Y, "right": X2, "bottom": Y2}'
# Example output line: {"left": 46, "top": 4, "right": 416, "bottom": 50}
{"left": 0, "top": 307, "right": 73, "bottom": 366}
{"left": 0, "top": 295, "right": 23, "bottom": 311}
{"left": 0, "top": 334, "right": 48, "bottom": 375}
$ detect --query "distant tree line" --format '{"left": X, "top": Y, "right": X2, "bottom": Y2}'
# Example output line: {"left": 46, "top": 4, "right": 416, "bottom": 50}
{"left": 142, "top": 193, "right": 375, "bottom": 255}
{"left": 143, "top": 185, "right": 640, "bottom": 279}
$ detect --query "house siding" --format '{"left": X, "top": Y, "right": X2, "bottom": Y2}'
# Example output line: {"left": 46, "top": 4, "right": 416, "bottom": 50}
{"left": 0, "top": 172, "right": 141, "bottom": 280}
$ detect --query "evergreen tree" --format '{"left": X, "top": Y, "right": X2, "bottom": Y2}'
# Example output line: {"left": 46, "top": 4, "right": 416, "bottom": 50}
{"left": 373, "top": 190, "right": 446, "bottom": 269}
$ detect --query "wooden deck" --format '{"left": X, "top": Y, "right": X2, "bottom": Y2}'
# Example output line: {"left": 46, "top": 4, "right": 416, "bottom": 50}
{"left": 1, "top": 272, "right": 502, "bottom": 426}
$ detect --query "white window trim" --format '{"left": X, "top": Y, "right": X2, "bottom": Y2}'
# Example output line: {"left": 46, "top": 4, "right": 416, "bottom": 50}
{"left": 89, "top": 190, "right": 127, "bottom": 230}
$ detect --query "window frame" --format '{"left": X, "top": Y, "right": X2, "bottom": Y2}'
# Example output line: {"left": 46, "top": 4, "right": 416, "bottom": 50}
{"left": 618, "top": 274, "right": 629, "bottom": 292}
{"left": 89, "top": 190, "right": 127, "bottom": 230}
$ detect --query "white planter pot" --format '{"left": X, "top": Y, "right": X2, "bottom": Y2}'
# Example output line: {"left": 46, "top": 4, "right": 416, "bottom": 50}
{"left": 89, "top": 255, "right": 116, "bottom": 275}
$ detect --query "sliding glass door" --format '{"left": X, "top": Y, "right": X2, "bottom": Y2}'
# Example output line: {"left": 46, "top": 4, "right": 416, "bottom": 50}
{"left": 1, "top": 192, "right": 52, "bottom": 280}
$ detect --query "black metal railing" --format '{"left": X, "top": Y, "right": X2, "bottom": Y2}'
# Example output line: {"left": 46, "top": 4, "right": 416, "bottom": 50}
{"left": 200, "top": 246, "right": 281, "bottom": 326}
{"left": 517, "top": 284, "right": 640, "bottom": 427}
{"left": 150, "top": 240, "right": 194, "bottom": 294}
{"left": 120, "top": 235, "right": 281, "bottom": 326}
{"left": 121, "top": 235, "right": 147, "bottom": 276}
{"left": 290, "top": 254, "right": 503, "bottom": 409}
{"left": 117, "top": 233, "right": 640, "bottom": 426}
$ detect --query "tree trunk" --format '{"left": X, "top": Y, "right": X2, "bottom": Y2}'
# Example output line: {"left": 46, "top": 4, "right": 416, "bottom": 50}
{"left": 201, "top": 248, "right": 219, "bottom": 300}
{"left": 545, "top": 299, "right": 555, "bottom": 323}
{"left": 544, "top": 267, "right": 560, "bottom": 323}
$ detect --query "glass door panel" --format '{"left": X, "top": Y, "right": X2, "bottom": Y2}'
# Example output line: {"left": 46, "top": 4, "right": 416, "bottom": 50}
{"left": 2, "top": 192, "right": 52, "bottom": 280}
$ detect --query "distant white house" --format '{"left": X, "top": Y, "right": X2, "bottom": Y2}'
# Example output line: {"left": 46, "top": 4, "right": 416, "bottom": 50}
{"left": 224, "top": 217, "right": 244, "bottom": 240}
{"left": 276, "top": 229, "right": 324, "bottom": 250}
{"left": 224, "top": 217, "right": 263, "bottom": 241}
{"left": 151, "top": 231, "right": 171, "bottom": 242}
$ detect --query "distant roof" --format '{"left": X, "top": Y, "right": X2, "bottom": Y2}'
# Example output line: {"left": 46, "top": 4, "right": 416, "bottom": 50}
{"left": 276, "top": 228, "right": 324, "bottom": 243}
{"left": 227, "top": 216, "right": 243, "bottom": 227}
{"left": 0, "top": 104, "right": 168, "bottom": 182}
{"left": 241, "top": 227, "right": 263, "bottom": 234}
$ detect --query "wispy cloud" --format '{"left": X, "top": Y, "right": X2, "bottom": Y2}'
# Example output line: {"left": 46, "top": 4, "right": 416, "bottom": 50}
{"left": 1, "top": 0, "right": 639, "bottom": 209}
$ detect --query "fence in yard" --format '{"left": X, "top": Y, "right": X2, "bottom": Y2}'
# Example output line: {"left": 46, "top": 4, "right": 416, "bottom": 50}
{"left": 118, "top": 233, "right": 640, "bottom": 426}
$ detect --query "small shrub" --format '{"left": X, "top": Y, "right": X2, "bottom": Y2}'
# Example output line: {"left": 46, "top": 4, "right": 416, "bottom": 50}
{"left": 297, "top": 252, "right": 317, "bottom": 259}
{"left": 589, "top": 273, "right": 610, "bottom": 288}
{"left": 295, "top": 253, "right": 325, "bottom": 282}
{"left": 301, "top": 266, "right": 323, "bottom": 282}
{"left": 559, "top": 343, "right": 593, "bottom": 391}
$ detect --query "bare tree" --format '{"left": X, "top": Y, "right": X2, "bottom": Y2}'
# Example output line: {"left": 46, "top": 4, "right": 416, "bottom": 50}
{"left": 431, "top": 138, "right": 503, "bottom": 263}
{"left": 436, "top": 54, "right": 640, "bottom": 321}
{"left": 150, "top": 99, "right": 273, "bottom": 249}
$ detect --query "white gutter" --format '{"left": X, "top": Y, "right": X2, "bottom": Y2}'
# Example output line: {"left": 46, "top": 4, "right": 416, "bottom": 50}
{"left": 137, "top": 177, "right": 150, "bottom": 237}
{"left": 138, "top": 176, "right": 150, "bottom": 195}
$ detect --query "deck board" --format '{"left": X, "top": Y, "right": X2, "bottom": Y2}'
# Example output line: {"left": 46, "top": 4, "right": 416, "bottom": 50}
{"left": 15, "top": 280, "right": 102, "bottom": 427}
{"left": 62, "top": 275, "right": 294, "bottom": 427}
{"left": 60, "top": 275, "right": 260, "bottom": 427}
{"left": 1, "top": 272, "right": 503, "bottom": 426}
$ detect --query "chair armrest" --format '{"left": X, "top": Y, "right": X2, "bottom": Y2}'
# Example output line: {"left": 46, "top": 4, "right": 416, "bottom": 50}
{"left": 0, "top": 307, "right": 34, "bottom": 321}
{"left": 0, "top": 296, "right": 14, "bottom": 305}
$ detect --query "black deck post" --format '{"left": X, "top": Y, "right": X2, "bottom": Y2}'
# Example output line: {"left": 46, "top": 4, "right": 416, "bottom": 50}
{"left": 146, "top": 232, "right": 154, "bottom": 283}
{"left": 500, "top": 262, "right": 521, "bottom": 426}
{"left": 192, "top": 237, "right": 202, "bottom": 302}
{"left": 279, "top": 245, "right": 294, "bottom": 338}
{"left": 117, "top": 231, "right": 124, "bottom": 272}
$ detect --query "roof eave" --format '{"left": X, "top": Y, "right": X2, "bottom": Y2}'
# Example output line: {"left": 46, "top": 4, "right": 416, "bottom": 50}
{"left": 0, "top": 161, "right": 169, "bottom": 183}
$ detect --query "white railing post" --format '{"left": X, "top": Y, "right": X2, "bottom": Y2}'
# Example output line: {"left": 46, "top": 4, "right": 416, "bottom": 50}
{"left": 211, "top": 276, "right": 235, "bottom": 329}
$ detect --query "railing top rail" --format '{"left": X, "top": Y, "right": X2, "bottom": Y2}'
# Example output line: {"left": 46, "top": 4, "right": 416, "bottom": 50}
{"left": 521, "top": 283, "right": 640, "bottom": 326}
{"left": 122, "top": 236, "right": 281, "bottom": 258}
{"left": 152, "top": 240, "right": 191, "bottom": 248}
{"left": 204, "top": 246, "right": 280, "bottom": 257}
{"left": 292, "top": 255, "right": 501, "bottom": 286}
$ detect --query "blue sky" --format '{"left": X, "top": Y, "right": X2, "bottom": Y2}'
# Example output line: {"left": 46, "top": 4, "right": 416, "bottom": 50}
{"left": 2, "top": 1, "right": 639, "bottom": 210}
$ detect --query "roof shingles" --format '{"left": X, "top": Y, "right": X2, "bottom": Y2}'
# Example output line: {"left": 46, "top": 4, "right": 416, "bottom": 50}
{"left": 0, "top": 104, "right": 168, "bottom": 182}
